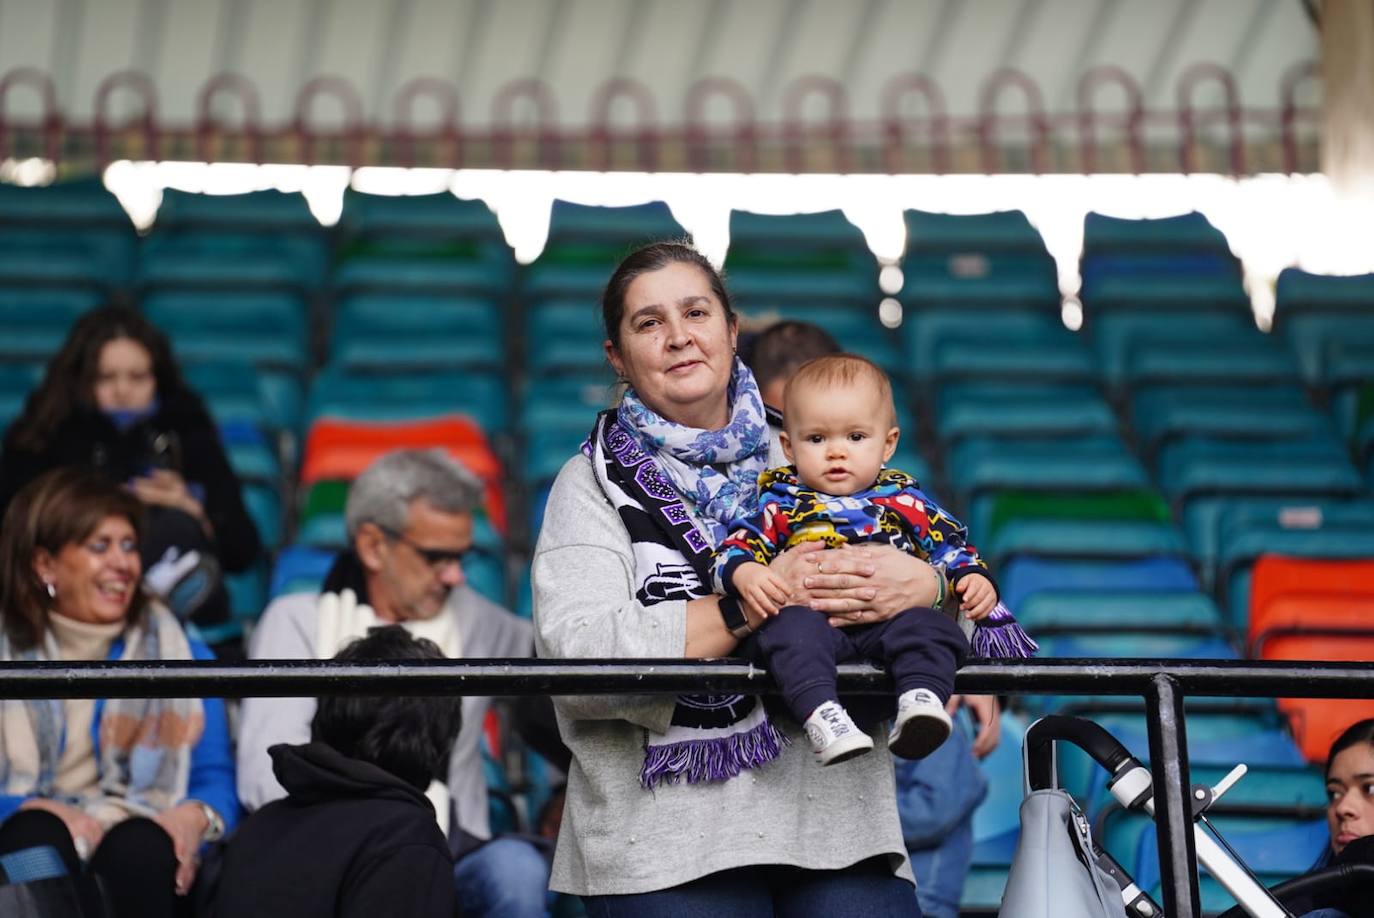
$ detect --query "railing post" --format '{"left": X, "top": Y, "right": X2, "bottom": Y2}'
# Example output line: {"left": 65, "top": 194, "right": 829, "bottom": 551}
{"left": 1145, "top": 673, "right": 1200, "bottom": 918}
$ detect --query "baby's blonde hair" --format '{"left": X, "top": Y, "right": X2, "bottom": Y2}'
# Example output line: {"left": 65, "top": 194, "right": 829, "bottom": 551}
{"left": 783, "top": 353, "right": 896, "bottom": 428}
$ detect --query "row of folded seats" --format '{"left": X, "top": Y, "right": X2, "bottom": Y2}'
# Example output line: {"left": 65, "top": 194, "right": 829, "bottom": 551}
{"left": 925, "top": 213, "right": 1374, "bottom": 912}
{"left": 3, "top": 180, "right": 1374, "bottom": 911}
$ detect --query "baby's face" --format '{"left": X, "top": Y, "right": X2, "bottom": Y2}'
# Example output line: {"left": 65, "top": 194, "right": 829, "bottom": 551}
{"left": 781, "top": 381, "right": 898, "bottom": 496}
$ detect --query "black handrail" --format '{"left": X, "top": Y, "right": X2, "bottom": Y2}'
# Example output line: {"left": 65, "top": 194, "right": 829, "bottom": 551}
{"left": 0, "top": 655, "right": 1369, "bottom": 917}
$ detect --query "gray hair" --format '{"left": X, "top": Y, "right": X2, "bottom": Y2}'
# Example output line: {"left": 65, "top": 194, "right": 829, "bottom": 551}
{"left": 344, "top": 449, "right": 484, "bottom": 538}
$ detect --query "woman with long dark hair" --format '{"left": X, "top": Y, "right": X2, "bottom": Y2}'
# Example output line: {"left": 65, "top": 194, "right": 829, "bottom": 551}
{"left": 0, "top": 305, "right": 260, "bottom": 630}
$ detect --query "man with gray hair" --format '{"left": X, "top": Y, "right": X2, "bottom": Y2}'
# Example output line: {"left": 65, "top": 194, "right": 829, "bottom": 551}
{"left": 237, "top": 448, "right": 549, "bottom": 918}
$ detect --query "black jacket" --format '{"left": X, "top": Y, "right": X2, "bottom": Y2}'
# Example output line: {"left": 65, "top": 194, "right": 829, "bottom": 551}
{"left": 0, "top": 387, "right": 260, "bottom": 571}
{"left": 212, "top": 742, "right": 457, "bottom": 918}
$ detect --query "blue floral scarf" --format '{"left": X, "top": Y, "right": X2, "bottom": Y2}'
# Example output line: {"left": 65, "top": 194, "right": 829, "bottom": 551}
{"left": 616, "top": 359, "right": 771, "bottom": 544}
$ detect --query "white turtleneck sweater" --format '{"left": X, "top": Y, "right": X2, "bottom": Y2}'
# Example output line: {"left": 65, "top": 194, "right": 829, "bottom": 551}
{"left": 47, "top": 612, "right": 123, "bottom": 800}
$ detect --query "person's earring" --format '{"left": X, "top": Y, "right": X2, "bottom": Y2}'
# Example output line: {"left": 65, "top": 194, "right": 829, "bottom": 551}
{"left": 44, "top": 581, "right": 55, "bottom": 600}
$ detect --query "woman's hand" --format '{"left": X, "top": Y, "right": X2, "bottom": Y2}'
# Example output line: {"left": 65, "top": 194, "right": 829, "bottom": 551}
{"left": 154, "top": 802, "right": 208, "bottom": 895}
{"left": 947, "top": 694, "right": 1001, "bottom": 758}
{"left": 19, "top": 798, "right": 103, "bottom": 859}
{"left": 129, "top": 470, "right": 209, "bottom": 531}
{"left": 796, "top": 544, "right": 941, "bottom": 627}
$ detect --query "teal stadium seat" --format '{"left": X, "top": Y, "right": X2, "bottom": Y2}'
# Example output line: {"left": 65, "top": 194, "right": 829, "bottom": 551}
{"left": 1183, "top": 496, "right": 1374, "bottom": 594}
{"left": 0, "top": 179, "right": 137, "bottom": 291}
{"left": 1090, "top": 311, "right": 1258, "bottom": 390}
{"left": 1131, "top": 386, "right": 1332, "bottom": 459}
{"left": 305, "top": 368, "right": 508, "bottom": 434}
{"left": 725, "top": 210, "right": 877, "bottom": 310}
{"left": 945, "top": 435, "right": 1149, "bottom": 505}
{"left": 902, "top": 208, "right": 1059, "bottom": 311}
{"left": 985, "top": 518, "right": 1188, "bottom": 569}
{"left": 1016, "top": 591, "right": 1225, "bottom": 636}
{"left": 935, "top": 382, "right": 1117, "bottom": 446}
{"left": 331, "top": 294, "right": 504, "bottom": 374}
{"left": 904, "top": 308, "right": 1069, "bottom": 382}
{"left": 338, "top": 190, "right": 506, "bottom": 253}
{"left": 525, "top": 300, "right": 610, "bottom": 376}
{"left": 737, "top": 304, "right": 903, "bottom": 379}
{"left": 1157, "top": 436, "right": 1363, "bottom": 511}
{"left": 930, "top": 337, "right": 1097, "bottom": 384}
{"left": 1274, "top": 268, "right": 1374, "bottom": 386}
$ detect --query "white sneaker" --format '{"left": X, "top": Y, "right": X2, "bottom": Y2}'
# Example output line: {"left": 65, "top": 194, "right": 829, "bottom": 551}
{"left": 804, "top": 701, "right": 874, "bottom": 766}
{"left": 888, "top": 689, "right": 953, "bottom": 760}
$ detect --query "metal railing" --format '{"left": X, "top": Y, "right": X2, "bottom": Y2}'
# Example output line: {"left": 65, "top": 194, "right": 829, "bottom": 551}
{"left": 2, "top": 656, "right": 1371, "bottom": 917}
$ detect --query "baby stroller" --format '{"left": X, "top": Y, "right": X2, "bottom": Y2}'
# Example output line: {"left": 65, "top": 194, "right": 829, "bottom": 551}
{"left": 999, "top": 714, "right": 1374, "bottom": 917}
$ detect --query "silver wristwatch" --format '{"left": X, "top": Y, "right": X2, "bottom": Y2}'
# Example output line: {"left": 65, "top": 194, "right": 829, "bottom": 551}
{"left": 194, "top": 800, "right": 225, "bottom": 842}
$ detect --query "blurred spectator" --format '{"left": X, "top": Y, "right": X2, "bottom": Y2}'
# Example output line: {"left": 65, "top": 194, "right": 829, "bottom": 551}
{"left": 743, "top": 319, "right": 841, "bottom": 413}
{"left": 213, "top": 626, "right": 463, "bottom": 918}
{"left": 1290, "top": 717, "right": 1374, "bottom": 918}
{"left": 0, "top": 305, "right": 261, "bottom": 634}
{"left": 238, "top": 448, "right": 548, "bottom": 918}
{"left": 895, "top": 704, "right": 992, "bottom": 918}
{"left": 0, "top": 467, "right": 237, "bottom": 918}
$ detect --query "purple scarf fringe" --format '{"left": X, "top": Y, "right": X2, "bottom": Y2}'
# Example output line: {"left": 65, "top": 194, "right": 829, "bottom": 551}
{"left": 971, "top": 602, "right": 1039, "bottom": 659}
{"left": 639, "top": 718, "right": 790, "bottom": 789}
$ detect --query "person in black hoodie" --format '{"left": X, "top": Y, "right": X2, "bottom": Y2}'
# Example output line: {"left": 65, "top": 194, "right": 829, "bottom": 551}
{"left": 0, "top": 305, "right": 261, "bottom": 633}
{"left": 212, "top": 626, "right": 464, "bottom": 917}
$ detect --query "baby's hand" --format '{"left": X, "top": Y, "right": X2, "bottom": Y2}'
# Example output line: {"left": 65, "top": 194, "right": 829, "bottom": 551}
{"left": 733, "top": 563, "right": 791, "bottom": 623}
{"left": 955, "top": 573, "right": 997, "bottom": 620}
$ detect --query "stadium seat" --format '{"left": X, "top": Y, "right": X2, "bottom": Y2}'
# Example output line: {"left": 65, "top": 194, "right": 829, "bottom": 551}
{"left": 1130, "top": 385, "right": 1332, "bottom": 461}
{"left": 304, "top": 369, "right": 508, "bottom": 434}
{"left": 1246, "top": 555, "right": 1374, "bottom": 762}
{"left": 930, "top": 338, "right": 1097, "bottom": 384}
{"left": 299, "top": 414, "right": 506, "bottom": 534}
{"left": 936, "top": 382, "right": 1117, "bottom": 448}
{"left": 1091, "top": 311, "right": 1259, "bottom": 391}
{"left": 904, "top": 309, "right": 1070, "bottom": 382}
{"left": 1016, "top": 591, "right": 1225, "bottom": 636}
{"left": 337, "top": 190, "right": 506, "bottom": 256}
{"left": 985, "top": 518, "right": 1188, "bottom": 569}
{"left": 1157, "top": 437, "right": 1363, "bottom": 513}
{"left": 1274, "top": 268, "right": 1374, "bottom": 386}
{"left": 1000, "top": 556, "right": 1199, "bottom": 612}
{"left": 1082, "top": 211, "right": 1235, "bottom": 257}
{"left": 970, "top": 489, "right": 1171, "bottom": 544}
{"left": 330, "top": 294, "right": 504, "bottom": 374}
{"left": 945, "top": 435, "right": 1149, "bottom": 505}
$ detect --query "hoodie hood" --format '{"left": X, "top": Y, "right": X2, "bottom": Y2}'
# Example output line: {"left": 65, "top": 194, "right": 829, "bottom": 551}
{"left": 269, "top": 742, "right": 434, "bottom": 812}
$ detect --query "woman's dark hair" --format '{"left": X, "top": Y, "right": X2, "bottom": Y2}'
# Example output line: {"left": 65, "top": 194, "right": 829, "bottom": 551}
{"left": 1327, "top": 718, "right": 1374, "bottom": 779}
{"left": 7, "top": 305, "right": 191, "bottom": 453}
{"left": 601, "top": 241, "right": 735, "bottom": 349}
{"left": 311, "top": 626, "right": 465, "bottom": 791}
{"left": 0, "top": 466, "right": 147, "bottom": 650}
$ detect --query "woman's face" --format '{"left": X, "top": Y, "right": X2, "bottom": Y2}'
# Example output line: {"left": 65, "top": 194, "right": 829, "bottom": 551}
{"left": 93, "top": 337, "right": 156, "bottom": 412}
{"left": 1327, "top": 741, "right": 1374, "bottom": 855}
{"left": 33, "top": 515, "right": 142, "bottom": 626}
{"left": 605, "top": 261, "right": 738, "bottom": 431}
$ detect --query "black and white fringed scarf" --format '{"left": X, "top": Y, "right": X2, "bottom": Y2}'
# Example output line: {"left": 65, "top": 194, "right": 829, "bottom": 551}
{"left": 586, "top": 409, "right": 788, "bottom": 790}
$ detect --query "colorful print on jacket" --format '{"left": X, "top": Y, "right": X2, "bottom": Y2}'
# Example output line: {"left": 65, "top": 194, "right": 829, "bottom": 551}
{"left": 712, "top": 465, "right": 991, "bottom": 597}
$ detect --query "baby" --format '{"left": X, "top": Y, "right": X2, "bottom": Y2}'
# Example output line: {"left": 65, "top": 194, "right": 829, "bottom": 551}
{"left": 713, "top": 354, "right": 998, "bottom": 765}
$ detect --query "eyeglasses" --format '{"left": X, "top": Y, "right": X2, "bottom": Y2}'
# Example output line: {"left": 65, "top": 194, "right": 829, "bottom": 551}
{"left": 377, "top": 525, "right": 469, "bottom": 571}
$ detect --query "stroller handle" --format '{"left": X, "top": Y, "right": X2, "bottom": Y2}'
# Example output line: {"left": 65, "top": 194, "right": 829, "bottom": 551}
{"left": 1025, "top": 715, "right": 1138, "bottom": 791}
{"left": 1214, "top": 863, "right": 1374, "bottom": 918}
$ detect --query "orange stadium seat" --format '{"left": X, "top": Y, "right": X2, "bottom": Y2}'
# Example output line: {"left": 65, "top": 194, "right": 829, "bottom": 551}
{"left": 299, "top": 415, "right": 506, "bottom": 534}
{"left": 1248, "top": 555, "right": 1374, "bottom": 761}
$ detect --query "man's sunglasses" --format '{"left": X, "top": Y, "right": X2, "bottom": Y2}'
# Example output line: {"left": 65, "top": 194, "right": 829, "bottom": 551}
{"left": 377, "top": 525, "right": 469, "bottom": 571}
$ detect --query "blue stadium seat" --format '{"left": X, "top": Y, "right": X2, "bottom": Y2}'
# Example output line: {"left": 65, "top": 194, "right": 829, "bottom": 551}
{"left": 268, "top": 544, "right": 336, "bottom": 598}
{"left": 1000, "top": 556, "right": 1199, "bottom": 611}
{"left": 1080, "top": 252, "right": 1251, "bottom": 317}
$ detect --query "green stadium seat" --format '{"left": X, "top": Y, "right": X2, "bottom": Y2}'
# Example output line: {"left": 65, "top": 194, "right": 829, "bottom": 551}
{"left": 971, "top": 489, "right": 1171, "bottom": 543}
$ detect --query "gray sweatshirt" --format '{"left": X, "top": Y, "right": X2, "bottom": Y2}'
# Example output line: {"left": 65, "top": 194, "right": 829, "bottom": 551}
{"left": 236, "top": 585, "right": 532, "bottom": 841}
{"left": 533, "top": 454, "right": 913, "bottom": 896}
